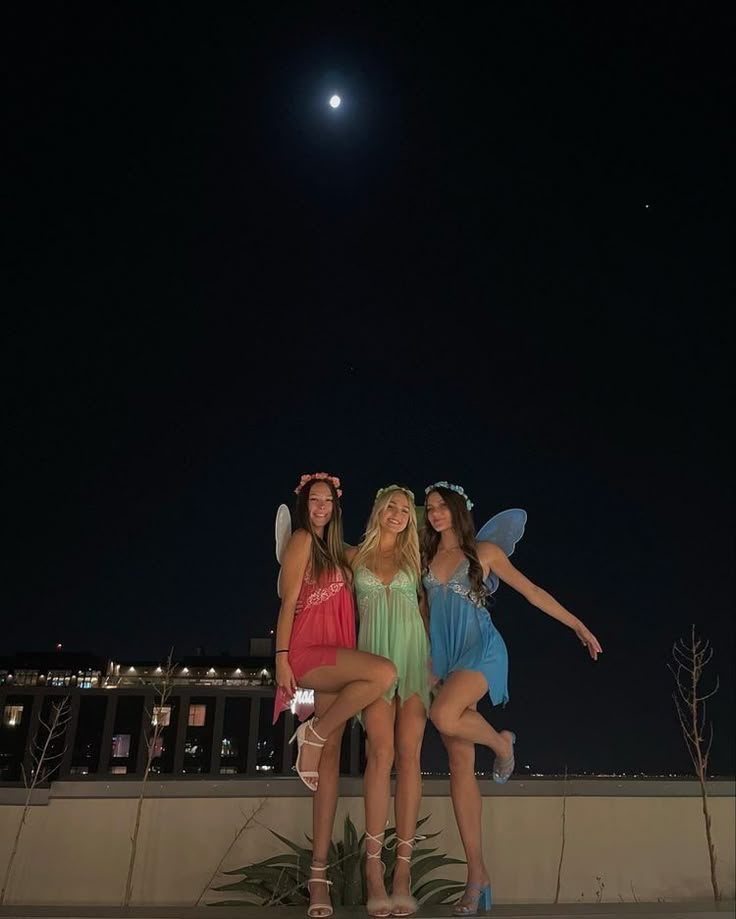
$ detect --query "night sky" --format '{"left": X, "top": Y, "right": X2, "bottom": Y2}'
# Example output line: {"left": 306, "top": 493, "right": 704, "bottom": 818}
{"left": 6, "top": 5, "right": 733, "bottom": 777}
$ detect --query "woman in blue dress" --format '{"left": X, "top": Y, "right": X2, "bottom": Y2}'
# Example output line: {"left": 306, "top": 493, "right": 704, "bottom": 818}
{"left": 421, "top": 482, "right": 602, "bottom": 916}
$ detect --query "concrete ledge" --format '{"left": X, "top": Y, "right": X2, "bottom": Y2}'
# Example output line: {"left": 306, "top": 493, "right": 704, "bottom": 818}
{"left": 0, "top": 788, "right": 50, "bottom": 805}
{"left": 0, "top": 778, "right": 731, "bottom": 803}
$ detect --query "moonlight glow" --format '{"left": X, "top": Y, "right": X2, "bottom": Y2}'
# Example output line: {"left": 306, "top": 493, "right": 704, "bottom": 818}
{"left": 329, "top": 94, "right": 341, "bottom": 109}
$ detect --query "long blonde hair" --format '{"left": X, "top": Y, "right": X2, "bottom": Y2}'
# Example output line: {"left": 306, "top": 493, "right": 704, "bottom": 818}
{"left": 352, "top": 485, "right": 421, "bottom": 583}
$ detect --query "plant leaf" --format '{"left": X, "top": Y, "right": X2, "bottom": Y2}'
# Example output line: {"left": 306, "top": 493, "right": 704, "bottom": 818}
{"left": 410, "top": 854, "right": 466, "bottom": 885}
{"left": 422, "top": 882, "right": 467, "bottom": 905}
{"left": 268, "top": 828, "right": 311, "bottom": 859}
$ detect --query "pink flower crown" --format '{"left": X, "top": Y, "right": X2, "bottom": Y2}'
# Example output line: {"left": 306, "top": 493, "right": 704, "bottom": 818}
{"left": 295, "top": 472, "right": 343, "bottom": 498}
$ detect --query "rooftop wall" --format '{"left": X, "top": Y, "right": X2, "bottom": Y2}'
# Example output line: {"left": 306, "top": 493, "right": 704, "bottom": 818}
{"left": 0, "top": 779, "right": 733, "bottom": 906}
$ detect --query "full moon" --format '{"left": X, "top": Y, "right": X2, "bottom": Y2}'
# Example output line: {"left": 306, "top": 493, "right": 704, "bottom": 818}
{"left": 329, "top": 94, "right": 341, "bottom": 109}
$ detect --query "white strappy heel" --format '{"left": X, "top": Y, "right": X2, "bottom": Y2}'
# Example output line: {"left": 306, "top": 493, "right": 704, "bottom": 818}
{"left": 307, "top": 862, "right": 334, "bottom": 918}
{"left": 365, "top": 830, "right": 392, "bottom": 918}
{"left": 289, "top": 717, "right": 327, "bottom": 791}
{"left": 389, "top": 835, "right": 423, "bottom": 917}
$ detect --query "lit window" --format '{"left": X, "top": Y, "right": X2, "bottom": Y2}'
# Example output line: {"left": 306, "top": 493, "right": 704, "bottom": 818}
{"left": 188, "top": 704, "right": 207, "bottom": 727}
{"left": 152, "top": 705, "right": 171, "bottom": 726}
{"left": 14, "top": 670, "right": 39, "bottom": 687}
{"left": 152, "top": 737, "right": 165, "bottom": 758}
{"left": 110, "top": 765, "right": 128, "bottom": 775}
{"left": 3, "top": 704, "right": 24, "bottom": 727}
{"left": 69, "top": 766, "right": 89, "bottom": 776}
{"left": 48, "top": 670, "right": 72, "bottom": 687}
{"left": 111, "top": 734, "right": 131, "bottom": 758}
{"left": 221, "top": 737, "right": 238, "bottom": 757}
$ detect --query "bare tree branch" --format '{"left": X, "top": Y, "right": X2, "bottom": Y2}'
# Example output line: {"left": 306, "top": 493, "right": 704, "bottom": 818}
{"left": 1, "top": 697, "right": 71, "bottom": 905}
{"left": 195, "top": 800, "right": 267, "bottom": 905}
{"left": 670, "top": 625, "right": 721, "bottom": 902}
{"left": 123, "top": 649, "right": 176, "bottom": 907}
{"left": 553, "top": 765, "right": 568, "bottom": 904}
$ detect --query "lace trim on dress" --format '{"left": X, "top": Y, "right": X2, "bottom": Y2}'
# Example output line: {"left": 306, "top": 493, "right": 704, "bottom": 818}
{"left": 424, "top": 567, "right": 486, "bottom": 609}
{"left": 301, "top": 579, "right": 345, "bottom": 610}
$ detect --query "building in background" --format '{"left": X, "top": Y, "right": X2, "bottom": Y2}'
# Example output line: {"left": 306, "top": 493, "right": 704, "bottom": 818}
{"left": 0, "top": 643, "right": 365, "bottom": 784}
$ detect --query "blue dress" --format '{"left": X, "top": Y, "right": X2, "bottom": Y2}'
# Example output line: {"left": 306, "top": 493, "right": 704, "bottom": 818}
{"left": 423, "top": 558, "right": 509, "bottom": 706}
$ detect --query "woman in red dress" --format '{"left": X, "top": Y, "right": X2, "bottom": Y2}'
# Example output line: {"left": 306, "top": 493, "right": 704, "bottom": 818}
{"left": 274, "top": 472, "right": 397, "bottom": 918}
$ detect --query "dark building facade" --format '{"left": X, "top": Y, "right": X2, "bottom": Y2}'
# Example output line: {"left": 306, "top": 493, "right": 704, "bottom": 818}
{"left": 0, "top": 650, "right": 365, "bottom": 784}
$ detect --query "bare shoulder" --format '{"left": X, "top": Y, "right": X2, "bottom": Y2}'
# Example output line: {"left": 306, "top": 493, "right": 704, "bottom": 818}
{"left": 284, "top": 528, "right": 312, "bottom": 559}
{"left": 476, "top": 540, "right": 506, "bottom": 566}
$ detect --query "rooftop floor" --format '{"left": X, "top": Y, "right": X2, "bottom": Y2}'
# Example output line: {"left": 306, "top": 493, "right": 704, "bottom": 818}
{"left": 0, "top": 901, "right": 733, "bottom": 919}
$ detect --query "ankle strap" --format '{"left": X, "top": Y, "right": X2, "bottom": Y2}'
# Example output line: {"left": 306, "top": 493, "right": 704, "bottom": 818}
{"left": 463, "top": 883, "right": 487, "bottom": 897}
{"left": 310, "top": 862, "right": 330, "bottom": 871}
{"left": 307, "top": 718, "right": 328, "bottom": 745}
{"left": 365, "top": 830, "right": 385, "bottom": 857}
{"left": 390, "top": 834, "right": 425, "bottom": 862}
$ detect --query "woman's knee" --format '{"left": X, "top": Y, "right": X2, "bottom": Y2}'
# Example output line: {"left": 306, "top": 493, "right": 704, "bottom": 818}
{"left": 429, "top": 704, "right": 456, "bottom": 737}
{"left": 366, "top": 739, "right": 395, "bottom": 772}
{"left": 376, "top": 658, "right": 398, "bottom": 693}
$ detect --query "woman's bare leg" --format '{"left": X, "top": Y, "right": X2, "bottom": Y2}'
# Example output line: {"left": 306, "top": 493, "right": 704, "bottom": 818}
{"left": 442, "top": 728, "right": 490, "bottom": 902}
{"left": 392, "top": 694, "right": 427, "bottom": 901}
{"left": 429, "top": 671, "right": 512, "bottom": 760}
{"left": 298, "top": 649, "right": 397, "bottom": 777}
{"left": 363, "top": 698, "right": 395, "bottom": 909}
{"left": 308, "top": 691, "right": 343, "bottom": 917}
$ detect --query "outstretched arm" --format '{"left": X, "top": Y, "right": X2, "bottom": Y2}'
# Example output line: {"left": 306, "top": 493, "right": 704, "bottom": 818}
{"left": 476, "top": 541, "right": 603, "bottom": 660}
{"left": 274, "top": 530, "right": 312, "bottom": 694}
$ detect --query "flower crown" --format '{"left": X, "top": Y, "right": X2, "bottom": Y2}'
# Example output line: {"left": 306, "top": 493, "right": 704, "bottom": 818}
{"left": 424, "top": 480, "right": 474, "bottom": 510}
{"left": 375, "top": 484, "right": 415, "bottom": 503}
{"left": 295, "top": 472, "right": 342, "bottom": 498}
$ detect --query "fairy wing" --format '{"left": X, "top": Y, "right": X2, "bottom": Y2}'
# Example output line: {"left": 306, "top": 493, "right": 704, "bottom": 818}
{"left": 275, "top": 504, "right": 292, "bottom": 597}
{"left": 476, "top": 508, "right": 527, "bottom": 594}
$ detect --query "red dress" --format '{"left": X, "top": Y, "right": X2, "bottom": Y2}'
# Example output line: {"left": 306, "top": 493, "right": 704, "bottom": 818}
{"left": 272, "top": 565, "right": 356, "bottom": 723}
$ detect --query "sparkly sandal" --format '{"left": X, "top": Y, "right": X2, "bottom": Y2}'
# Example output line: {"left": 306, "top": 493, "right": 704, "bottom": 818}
{"left": 492, "top": 731, "right": 516, "bottom": 784}
{"left": 307, "top": 862, "right": 333, "bottom": 918}
{"left": 453, "top": 882, "right": 492, "bottom": 915}
{"left": 365, "top": 831, "right": 392, "bottom": 918}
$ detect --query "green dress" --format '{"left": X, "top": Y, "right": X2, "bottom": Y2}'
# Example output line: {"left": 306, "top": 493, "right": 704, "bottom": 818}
{"left": 354, "top": 565, "right": 431, "bottom": 713}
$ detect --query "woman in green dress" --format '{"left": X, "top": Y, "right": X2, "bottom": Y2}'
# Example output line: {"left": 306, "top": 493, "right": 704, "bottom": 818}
{"left": 347, "top": 485, "right": 431, "bottom": 918}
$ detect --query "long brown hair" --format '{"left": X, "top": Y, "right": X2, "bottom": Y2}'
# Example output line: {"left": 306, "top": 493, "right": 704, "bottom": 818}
{"left": 293, "top": 477, "right": 350, "bottom": 583}
{"left": 420, "top": 486, "right": 486, "bottom": 602}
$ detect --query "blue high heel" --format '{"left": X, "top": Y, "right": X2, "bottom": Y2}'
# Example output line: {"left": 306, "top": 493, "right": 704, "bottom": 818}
{"left": 492, "top": 731, "right": 516, "bottom": 784}
{"left": 452, "top": 882, "right": 492, "bottom": 915}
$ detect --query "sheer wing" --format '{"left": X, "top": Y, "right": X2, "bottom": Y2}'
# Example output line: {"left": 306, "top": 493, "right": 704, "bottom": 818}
{"left": 476, "top": 508, "right": 527, "bottom": 594}
{"left": 275, "top": 504, "right": 292, "bottom": 597}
